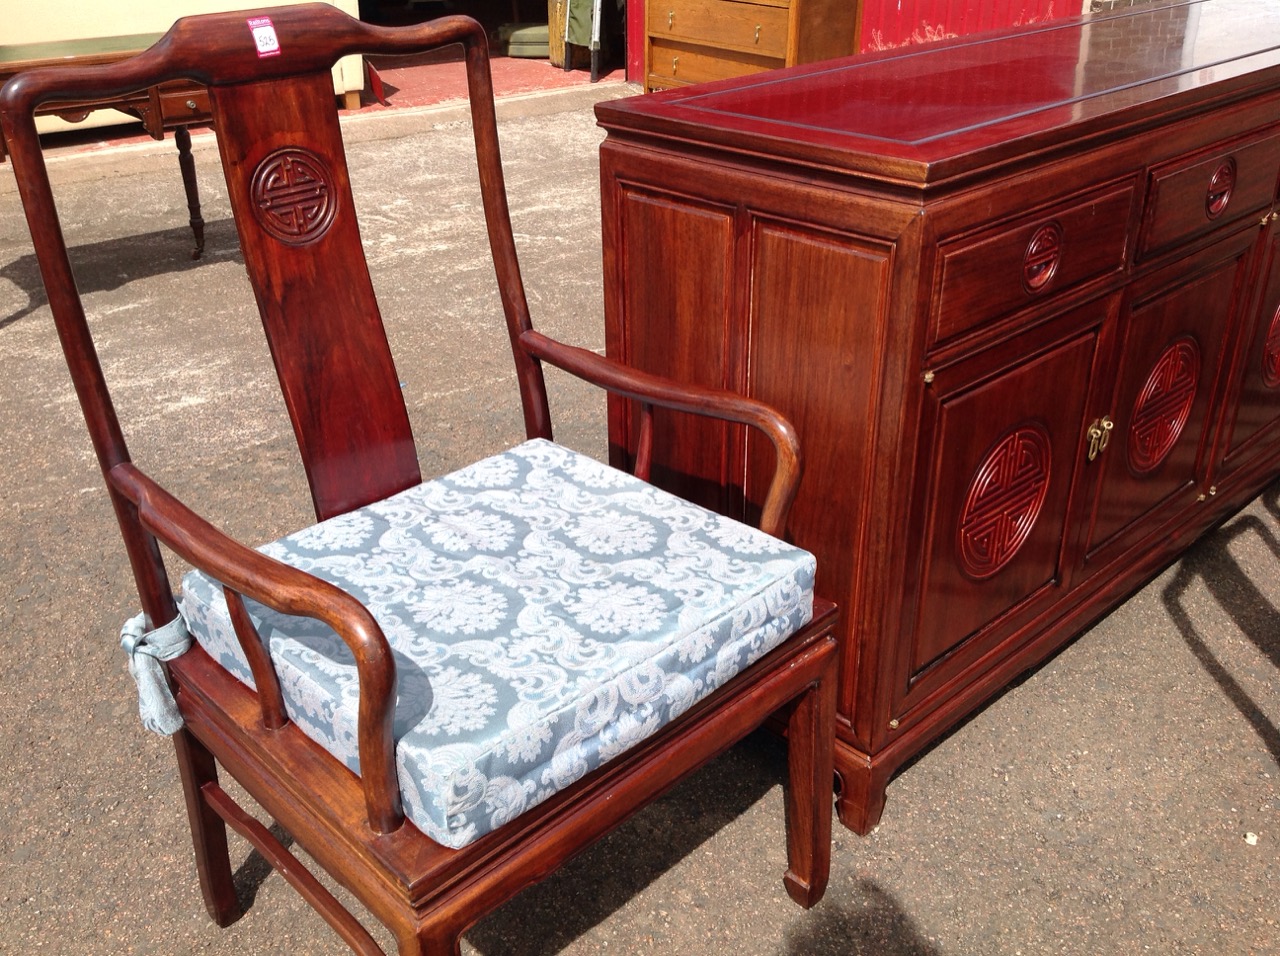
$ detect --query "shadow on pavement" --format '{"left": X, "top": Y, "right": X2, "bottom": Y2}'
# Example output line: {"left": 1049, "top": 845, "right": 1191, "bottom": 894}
{"left": 1162, "top": 479, "right": 1280, "bottom": 767}
{"left": 781, "top": 880, "right": 942, "bottom": 956}
{"left": 466, "top": 730, "right": 786, "bottom": 955}
{"left": 0, "top": 218, "right": 238, "bottom": 329}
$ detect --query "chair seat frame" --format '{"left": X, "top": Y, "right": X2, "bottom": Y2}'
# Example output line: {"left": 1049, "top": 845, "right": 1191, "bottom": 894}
{"left": 176, "top": 604, "right": 836, "bottom": 954}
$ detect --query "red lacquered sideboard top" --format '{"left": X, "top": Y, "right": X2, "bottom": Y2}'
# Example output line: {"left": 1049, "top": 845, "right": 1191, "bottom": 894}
{"left": 596, "top": 0, "right": 1280, "bottom": 189}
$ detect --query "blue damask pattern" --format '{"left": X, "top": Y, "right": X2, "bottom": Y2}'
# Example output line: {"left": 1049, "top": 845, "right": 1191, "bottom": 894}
{"left": 181, "top": 439, "right": 815, "bottom": 848}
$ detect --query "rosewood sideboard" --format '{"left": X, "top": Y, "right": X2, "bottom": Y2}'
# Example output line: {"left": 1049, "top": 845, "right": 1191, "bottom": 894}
{"left": 596, "top": 0, "right": 1280, "bottom": 833}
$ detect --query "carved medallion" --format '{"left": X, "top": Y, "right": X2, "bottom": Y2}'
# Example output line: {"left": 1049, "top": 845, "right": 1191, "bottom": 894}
{"left": 1263, "top": 304, "right": 1280, "bottom": 388}
{"left": 251, "top": 148, "right": 336, "bottom": 244}
{"left": 1023, "top": 222, "right": 1063, "bottom": 293}
{"left": 958, "top": 425, "right": 1052, "bottom": 580}
{"left": 1129, "top": 337, "right": 1200, "bottom": 474}
{"left": 1205, "top": 159, "right": 1236, "bottom": 219}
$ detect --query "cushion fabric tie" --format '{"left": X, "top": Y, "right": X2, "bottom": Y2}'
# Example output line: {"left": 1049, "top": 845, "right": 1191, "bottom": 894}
{"left": 120, "top": 612, "right": 192, "bottom": 735}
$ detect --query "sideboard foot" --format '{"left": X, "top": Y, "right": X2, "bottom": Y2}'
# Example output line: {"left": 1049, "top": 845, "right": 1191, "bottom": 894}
{"left": 834, "top": 757, "right": 890, "bottom": 835}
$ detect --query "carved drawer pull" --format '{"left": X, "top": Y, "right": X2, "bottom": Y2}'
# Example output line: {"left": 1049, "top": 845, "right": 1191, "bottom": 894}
{"left": 1206, "top": 159, "right": 1236, "bottom": 219}
{"left": 1023, "top": 222, "right": 1064, "bottom": 293}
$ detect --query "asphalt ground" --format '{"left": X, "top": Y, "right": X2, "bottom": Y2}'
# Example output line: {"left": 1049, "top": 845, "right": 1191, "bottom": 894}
{"left": 1, "top": 82, "right": 1277, "bottom": 955}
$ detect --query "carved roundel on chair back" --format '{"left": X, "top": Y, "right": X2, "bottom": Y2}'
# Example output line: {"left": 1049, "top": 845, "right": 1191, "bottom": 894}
{"left": 958, "top": 424, "right": 1052, "bottom": 580}
{"left": 251, "top": 147, "right": 337, "bottom": 244}
{"left": 1129, "top": 336, "right": 1200, "bottom": 474}
{"left": 1263, "top": 304, "right": 1280, "bottom": 388}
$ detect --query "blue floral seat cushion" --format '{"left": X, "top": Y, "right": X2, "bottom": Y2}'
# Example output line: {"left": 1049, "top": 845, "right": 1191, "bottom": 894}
{"left": 181, "top": 439, "right": 815, "bottom": 849}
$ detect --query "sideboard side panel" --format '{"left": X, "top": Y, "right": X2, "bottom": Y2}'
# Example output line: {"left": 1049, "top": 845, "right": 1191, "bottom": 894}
{"left": 744, "top": 218, "right": 895, "bottom": 723}
{"left": 608, "top": 181, "right": 740, "bottom": 511}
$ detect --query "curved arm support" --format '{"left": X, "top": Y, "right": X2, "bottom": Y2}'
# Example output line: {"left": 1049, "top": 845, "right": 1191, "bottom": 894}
{"left": 108, "top": 463, "right": 403, "bottom": 835}
{"left": 517, "top": 330, "right": 804, "bottom": 537}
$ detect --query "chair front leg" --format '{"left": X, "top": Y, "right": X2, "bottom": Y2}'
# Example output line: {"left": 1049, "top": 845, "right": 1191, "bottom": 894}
{"left": 172, "top": 728, "right": 243, "bottom": 926}
{"left": 781, "top": 656, "right": 837, "bottom": 909}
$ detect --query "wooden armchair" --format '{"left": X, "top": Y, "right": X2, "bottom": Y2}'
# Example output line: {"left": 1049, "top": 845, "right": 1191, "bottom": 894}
{"left": 0, "top": 6, "right": 838, "bottom": 954}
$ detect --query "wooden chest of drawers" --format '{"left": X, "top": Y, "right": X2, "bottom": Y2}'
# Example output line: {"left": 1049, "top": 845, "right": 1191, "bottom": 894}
{"left": 597, "top": 0, "right": 1280, "bottom": 833}
{"left": 643, "top": 0, "right": 859, "bottom": 91}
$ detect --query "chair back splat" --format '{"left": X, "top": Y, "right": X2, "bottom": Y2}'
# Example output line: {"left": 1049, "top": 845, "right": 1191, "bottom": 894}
{"left": 214, "top": 69, "right": 421, "bottom": 520}
{"left": 1, "top": 6, "right": 839, "bottom": 954}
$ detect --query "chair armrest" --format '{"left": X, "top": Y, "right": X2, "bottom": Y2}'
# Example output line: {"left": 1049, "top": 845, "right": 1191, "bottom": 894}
{"left": 517, "top": 329, "right": 802, "bottom": 537}
{"left": 107, "top": 462, "right": 403, "bottom": 834}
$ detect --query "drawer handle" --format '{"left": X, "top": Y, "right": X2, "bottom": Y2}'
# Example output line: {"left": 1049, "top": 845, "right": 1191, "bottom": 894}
{"left": 672, "top": 55, "right": 679, "bottom": 75}
{"left": 1023, "top": 222, "right": 1063, "bottom": 293}
{"left": 668, "top": 9, "right": 674, "bottom": 28}
{"left": 755, "top": 25, "right": 761, "bottom": 43}
{"left": 1206, "top": 159, "right": 1236, "bottom": 219}
{"left": 186, "top": 99, "right": 199, "bottom": 112}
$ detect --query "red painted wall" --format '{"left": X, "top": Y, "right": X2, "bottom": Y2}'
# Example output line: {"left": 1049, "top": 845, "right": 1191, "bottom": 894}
{"left": 624, "top": 1, "right": 1078, "bottom": 83}
{"left": 859, "top": 0, "right": 1068, "bottom": 52}
{"left": 627, "top": 0, "right": 645, "bottom": 81}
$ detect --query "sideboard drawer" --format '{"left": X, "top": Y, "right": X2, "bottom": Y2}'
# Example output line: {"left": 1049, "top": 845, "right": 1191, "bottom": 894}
{"left": 932, "top": 182, "right": 1134, "bottom": 347}
{"left": 1139, "top": 130, "right": 1280, "bottom": 260}
{"left": 648, "top": 0, "right": 789, "bottom": 59}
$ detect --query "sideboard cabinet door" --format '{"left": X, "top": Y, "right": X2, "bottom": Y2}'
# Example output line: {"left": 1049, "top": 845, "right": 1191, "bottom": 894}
{"left": 892, "top": 299, "right": 1110, "bottom": 719}
{"left": 1218, "top": 224, "right": 1280, "bottom": 478}
{"left": 1081, "top": 229, "right": 1259, "bottom": 571}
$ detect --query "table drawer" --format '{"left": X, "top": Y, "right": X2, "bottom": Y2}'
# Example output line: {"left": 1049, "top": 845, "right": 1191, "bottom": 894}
{"left": 1139, "top": 130, "right": 1280, "bottom": 260}
{"left": 932, "top": 182, "right": 1135, "bottom": 347}
{"left": 648, "top": 0, "right": 789, "bottom": 59}
{"left": 158, "top": 84, "right": 211, "bottom": 124}
{"left": 647, "top": 37, "right": 780, "bottom": 88}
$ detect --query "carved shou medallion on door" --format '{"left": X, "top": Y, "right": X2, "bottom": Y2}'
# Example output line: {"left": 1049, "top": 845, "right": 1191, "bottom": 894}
{"left": 1129, "top": 337, "right": 1200, "bottom": 474}
{"left": 958, "top": 424, "right": 1052, "bottom": 580}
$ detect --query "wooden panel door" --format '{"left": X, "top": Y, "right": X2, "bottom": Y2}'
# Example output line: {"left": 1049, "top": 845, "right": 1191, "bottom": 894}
{"left": 895, "top": 300, "right": 1109, "bottom": 715}
{"left": 1082, "top": 229, "right": 1257, "bottom": 569}
{"left": 1219, "top": 226, "right": 1280, "bottom": 475}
